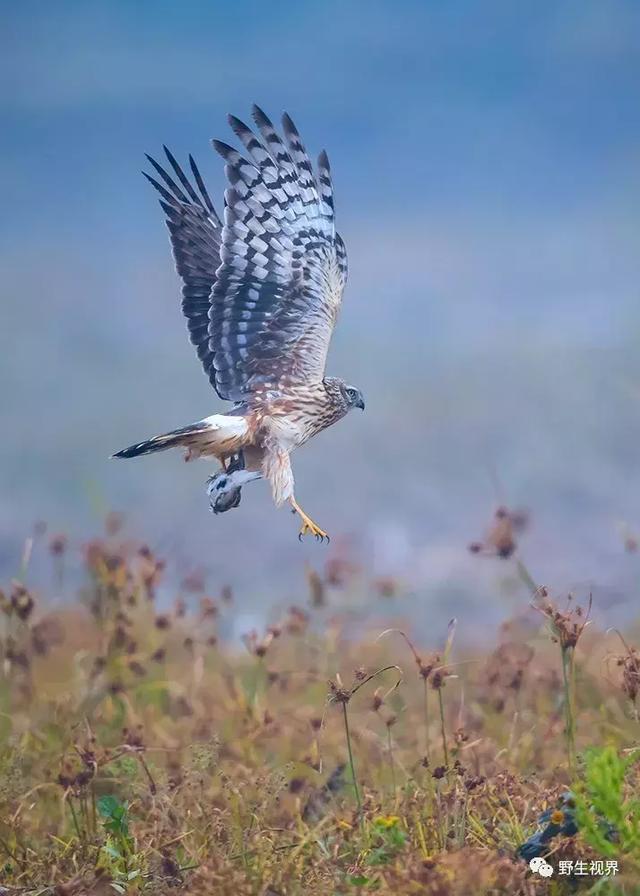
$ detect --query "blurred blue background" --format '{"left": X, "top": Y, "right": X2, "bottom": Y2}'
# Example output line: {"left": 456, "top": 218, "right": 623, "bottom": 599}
{"left": 1, "top": 1, "right": 640, "bottom": 631}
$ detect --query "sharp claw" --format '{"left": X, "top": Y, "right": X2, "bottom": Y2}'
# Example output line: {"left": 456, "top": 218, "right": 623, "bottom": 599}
{"left": 297, "top": 525, "right": 329, "bottom": 543}
{"left": 294, "top": 507, "right": 329, "bottom": 543}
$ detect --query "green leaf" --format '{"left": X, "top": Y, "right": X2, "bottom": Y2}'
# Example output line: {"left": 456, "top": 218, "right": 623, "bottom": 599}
{"left": 98, "top": 795, "right": 122, "bottom": 818}
{"left": 103, "top": 843, "right": 123, "bottom": 860}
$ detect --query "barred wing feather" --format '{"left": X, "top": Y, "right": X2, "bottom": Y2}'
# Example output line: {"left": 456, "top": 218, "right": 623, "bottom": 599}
{"left": 143, "top": 149, "right": 223, "bottom": 392}
{"left": 210, "top": 105, "right": 348, "bottom": 402}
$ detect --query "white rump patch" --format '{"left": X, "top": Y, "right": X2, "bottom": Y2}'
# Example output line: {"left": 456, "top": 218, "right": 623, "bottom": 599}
{"left": 201, "top": 415, "right": 249, "bottom": 438}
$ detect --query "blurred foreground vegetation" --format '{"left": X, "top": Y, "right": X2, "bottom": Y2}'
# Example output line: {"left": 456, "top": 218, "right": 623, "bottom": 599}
{"left": 1, "top": 518, "right": 640, "bottom": 895}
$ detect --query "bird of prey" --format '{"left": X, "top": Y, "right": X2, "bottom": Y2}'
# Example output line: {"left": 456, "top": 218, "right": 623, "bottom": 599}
{"left": 114, "top": 106, "right": 364, "bottom": 541}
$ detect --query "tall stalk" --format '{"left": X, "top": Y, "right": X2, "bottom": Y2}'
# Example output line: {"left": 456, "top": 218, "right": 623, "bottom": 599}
{"left": 533, "top": 592, "right": 591, "bottom": 778}
{"left": 561, "top": 644, "right": 576, "bottom": 774}
{"left": 437, "top": 688, "right": 449, "bottom": 768}
{"left": 387, "top": 725, "right": 397, "bottom": 801}
{"left": 342, "top": 702, "right": 362, "bottom": 815}
{"left": 423, "top": 677, "right": 430, "bottom": 763}
{"left": 329, "top": 664, "right": 402, "bottom": 816}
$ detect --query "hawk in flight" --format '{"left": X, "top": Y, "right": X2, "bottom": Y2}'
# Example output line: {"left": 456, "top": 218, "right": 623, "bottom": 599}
{"left": 114, "top": 106, "right": 364, "bottom": 541}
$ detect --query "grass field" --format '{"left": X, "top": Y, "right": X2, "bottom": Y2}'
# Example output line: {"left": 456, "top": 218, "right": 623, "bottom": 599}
{"left": 1, "top": 517, "right": 640, "bottom": 895}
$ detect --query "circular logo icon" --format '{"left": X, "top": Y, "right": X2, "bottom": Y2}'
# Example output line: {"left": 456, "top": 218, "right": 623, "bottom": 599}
{"left": 529, "top": 857, "right": 553, "bottom": 877}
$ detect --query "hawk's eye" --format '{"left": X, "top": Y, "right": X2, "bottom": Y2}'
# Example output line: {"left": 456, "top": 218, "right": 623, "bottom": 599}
{"left": 346, "top": 388, "right": 358, "bottom": 401}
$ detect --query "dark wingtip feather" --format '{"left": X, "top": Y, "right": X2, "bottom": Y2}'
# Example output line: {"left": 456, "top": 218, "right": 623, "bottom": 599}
{"left": 212, "top": 138, "right": 236, "bottom": 160}
{"left": 142, "top": 170, "right": 175, "bottom": 205}
{"left": 227, "top": 112, "right": 242, "bottom": 133}
{"left": 144, "top": 153, "right": 189, "bottom": 202}
{"left": 281, "top": 111, "right": 295, "bottom": 133}
{"left": 162, "top": 145, "right": 202, "bottom": 206}
{"left": 251, "top": 103, "right": 268, "bottom": 123}
{"left": 228, "top": 113, "right": 247, "bottom": 136}
{"left": 189, "top": 153, "right": 217, "bottom": 217}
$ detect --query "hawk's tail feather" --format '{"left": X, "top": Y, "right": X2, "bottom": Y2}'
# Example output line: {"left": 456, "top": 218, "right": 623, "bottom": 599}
{"left": 112, "top": 414, "right": 249, "bottom": 460}
{"left": 112, "top": 422, "right": 209, "bottom": 459}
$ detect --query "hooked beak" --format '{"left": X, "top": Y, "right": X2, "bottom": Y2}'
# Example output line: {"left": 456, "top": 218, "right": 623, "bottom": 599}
{"left": 355, "top": 396, "right": 365, "bottom": 411}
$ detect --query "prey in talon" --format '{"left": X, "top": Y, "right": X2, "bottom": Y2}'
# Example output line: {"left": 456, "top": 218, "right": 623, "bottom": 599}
{"left": 207, "top": 452, "right": 259, "bottom": 514}
{"left": 113, "top": 106, "right": 364, "bottom": 541}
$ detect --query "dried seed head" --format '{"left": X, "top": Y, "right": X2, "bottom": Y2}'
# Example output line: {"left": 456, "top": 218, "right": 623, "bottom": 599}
{"left": 485, "top": 642, "right": 534, "bottom": 692}
{"left": 29, "top": 615, "right": 63, "bottom": 657}
{"left": 536, "top": 593, "right": 592, "bottom": 650}
{"left": 431, "top": 667, "right": 449, "bottom": 690}
{"left": 284, "top": 605, "right": 309, "bottom": 635}
{"left": 105, "top": 511, "right": 125, "bottom": 536}
{"left": 10, "top": 583, "right": 35, "bottom": 621}
{"left": 328, "top": 674, "right": 351, "bottom": 704}
{"left": 243, "top": 628, "right": 275, "bottom": 657}
{"left": 182, "top": 569, "right": 206, "bottom": 593}
{"left": 200, "top": 596, "right": 218, "bottom": 619}
{"left": 465, "top": 775, "right": 485, "bottom": 791}
{"left": 49, "top": 533, "right": 68, "bottom": 556}
{"left": 469, "top": 505, "right": 528, "bottom": 559}
{"left": 289, "top": 777, "right": 305, "bottom": 794}
{"left": 374, "top": 576, "right": 398, "bottom": 598}
{"left": 616, "top": 642, "right": 640, "bottom": 705}
{"left": 454, "top": 727, "right": 468, "bottom": 745}
{"left": 324, "top": 553, "right": 358, "bottom": 588}
{"left": 418, "top": 656, "right": 438, "bottom": 680}
{"left": 306, "top": 566, "right": 326, "bottom": 607}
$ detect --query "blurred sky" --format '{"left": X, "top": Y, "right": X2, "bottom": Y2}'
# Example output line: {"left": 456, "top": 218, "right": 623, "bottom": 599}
{"left": 1, "top": 1, "right": 640, "bottom": 635}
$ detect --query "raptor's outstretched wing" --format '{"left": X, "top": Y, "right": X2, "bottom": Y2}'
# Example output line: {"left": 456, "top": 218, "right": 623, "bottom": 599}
{"left": 210, "top": 105, "right": 348, "bottom": 402}
{"left": 143, "top": 149, "right": 223, "bottom": 393}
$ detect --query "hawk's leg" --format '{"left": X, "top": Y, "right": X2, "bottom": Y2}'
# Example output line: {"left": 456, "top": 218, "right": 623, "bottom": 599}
{"left": 262, "top": 444, "right": 329, "bottom": 542}
{"left": 289, "top": 497, "right": 330, "bottom": 543}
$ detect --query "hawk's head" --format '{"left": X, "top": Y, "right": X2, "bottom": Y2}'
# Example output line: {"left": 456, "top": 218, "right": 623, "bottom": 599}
{"left": 324, "top": 377, "right": 365, "bottom": 414}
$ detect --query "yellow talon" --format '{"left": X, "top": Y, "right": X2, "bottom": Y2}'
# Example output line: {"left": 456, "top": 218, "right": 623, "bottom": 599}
{"left": 299, "top": 517, "right": 330, "bottom": 542}
{"left": 290, "top": 499, "right": 330, "bottom": 543}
